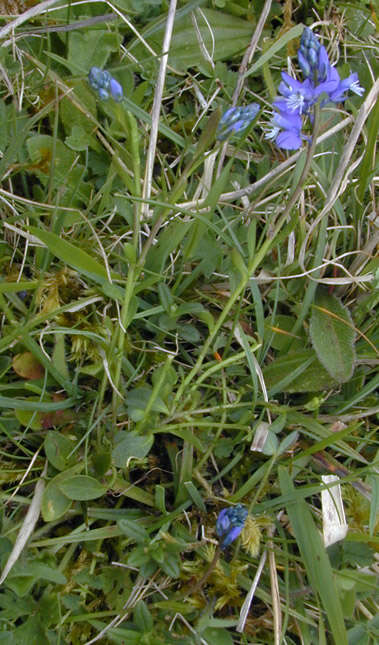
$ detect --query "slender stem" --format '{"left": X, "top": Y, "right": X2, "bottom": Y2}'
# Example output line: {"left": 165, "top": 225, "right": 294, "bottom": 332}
{"left": 134, "top": 354, "right": 174, "bottom": 433}
{"left": 174, "top": 107, "right": 322, "bottom": 406}
{"left": 110, "top": 108, "right": 142, "bottom": 414}
{"left": 126, "top": 111, "right": 142, "bottom": 251}
{"left": 183, "top": 545, "right": 221, "bottom": 598}
{"left": 112, "top": 264, "right": 136, "bottom": 415}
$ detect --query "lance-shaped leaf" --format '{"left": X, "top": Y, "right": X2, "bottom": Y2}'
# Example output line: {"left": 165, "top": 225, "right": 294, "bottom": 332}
{"left": 310, "top": 289, "right": 355, "bottom": 383}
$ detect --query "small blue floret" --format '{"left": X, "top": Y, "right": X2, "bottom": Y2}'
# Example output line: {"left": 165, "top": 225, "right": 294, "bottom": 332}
{"left": 216, "top": 504, "right": 248, "bottom": 549}
{"left": 217, "top": 103, "right": 260, "bottom": 141}
{"left": 88, "top": 66, "right": 123, "bottom": 102}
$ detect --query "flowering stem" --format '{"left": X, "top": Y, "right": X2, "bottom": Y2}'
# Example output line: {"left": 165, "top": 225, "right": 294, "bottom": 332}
{"left": 174, "top": 107, "right": 321, "bottom": 406}
{"left": 284, "top": 103, "right": 321, "bottom": 213}
{"left": 111, "top": 112, "right": 141, "bottom": 413}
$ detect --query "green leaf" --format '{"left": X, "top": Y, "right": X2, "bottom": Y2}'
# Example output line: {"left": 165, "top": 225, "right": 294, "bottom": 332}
{"left": 0, "top": 395, "right": 75, "bottom": 411}
{"left": 15, "top": 407, "right": 43, "bottom": 431}
{"left": 41, "top": 480, "right": 72, "bottom": 522}
{"left": 118, "top": 518, "right": 149, "bottom": 544}
{"left": 58, "top": 475, "right": 107, "bottom": 501}
{"left": 183, "top": 481, "right": 206, "bottom": 511}
{"left": 9, "top": 562, "right": 66, "bottom": 586}
{"left": 26, "top": 135, "right": 90, "bottom": 207}
{"left": 310, "top": 289, "right": 356, "bottom": 383}
{"left": 279, "top": 466, "right": 348, "bottom": 645}
{"left": 28, "top": 227, "right": 111, "bottom": 285}
{"left": 112, "top": 431, "right": 154, "bottom": 468}
{"left": 368, "top": 474, "right": 379, "bottom": 536}
{"left": 44, "top": 432, "right": 76, "bottom": 471}
{"left": 65, "top": 125, "right": 90, "bottom": 151}
{"left": 246, "top": 24, "right": 304, "bottom": 77}
{"left": 133, "top": 600, "right": 153, "bottom": 633}
{"left": 202, "top": 628, "right": 234, "bottom": 645}
{"left": 67, "top": 30, "right": 121, "bottom": 74}
{"left": 160, "top": 552, "right": 180, "bottom": 578}
{"left": 125, "top": 386, "right": 168, "bottom": 421}
{"left": 263, "top": 350, "right": 336, "bottom": 394}
{"left": 131, "top": 8, "right": 253, "bottom": 72}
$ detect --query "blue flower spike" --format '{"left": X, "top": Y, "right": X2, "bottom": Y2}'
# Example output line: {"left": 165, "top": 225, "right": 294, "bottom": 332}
{"left": 88, "top": 66, "right": 123, "bottom": 102}
{"left": 217, "top": 103, "right": 260, "bottom": 141}
{"left": 266, "top": 27, "right": 364, "bottom": 150}
{"left": 216, "top": 504, "right": 248, "bottom": 549}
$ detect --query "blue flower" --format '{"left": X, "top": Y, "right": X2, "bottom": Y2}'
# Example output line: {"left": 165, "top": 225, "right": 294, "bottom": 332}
{"left": 109, "top": 77, "right": 123, "bottom": 102}
{"left": 266, "top": 28, "right": 364, "bottom": 151}
{"left": 217, "top": 103, "right": 260, "bottom": 141}
{"left": 88, "top": 66, "right": 123, "bottom": 102}
{"left": 329, "top": 72, "right": 364, "bottom": 102}
{"left": 216, "top": 504, "right": 248, "bottom": 548}
{"left": 266, "top": 109, "right": 303, "bottom": 150}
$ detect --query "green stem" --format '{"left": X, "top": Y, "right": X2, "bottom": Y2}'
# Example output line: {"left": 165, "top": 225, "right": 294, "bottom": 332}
{"left": 134, "top": 354, "right": 174, "bottom": 433}
{"left": 174, "top": 107, "right": 321, "bottom": 406}
{"left": 111, "top": 109, "right": 141, "bottom": 414}
{"left": 248, "top": 455, "right": 276, "bottom": 513}
{"left": 183, "top": 544, "right": 221, "bottom": 598}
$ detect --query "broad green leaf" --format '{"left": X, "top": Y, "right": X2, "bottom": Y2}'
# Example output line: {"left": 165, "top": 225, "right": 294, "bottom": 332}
{"left": 26, "top": 135, "right": 90, "bottom": 207}
{"left": 15, "top": 407, "right": 43, "bottom": 431}
{"left": 264, "top": 315, "right": 306, "bottom": 351}
{"left": 12, "top": 352, "right": 43, "bottom": 380}
{"left": 203, "top": 628, "right": 234, "bottom": 645}
{"left": 9, "top": 562, "right": 66, "bottom": 585}
{"left": 310, "top": 289, "right": 356, "bottom": 383}
{"left": 130, "top": 9, "right": 253, "bottom": 72}
{"left": 112, "top": 431, "right": 154, "bottom": 468}
{"left": 146, "top": 219, "right": 192, "bottom": 273}
{"left": 67, "top": 30, "right": 121, "bottom": 74}
{"left": 41, "top": 480, "right": 72, "bottom": 522}
{"left": 65, "top": 125, "right": 90, "bottom": 152}
{"left": 125, "top": 386, "right": 169, "bottom": 422}
{"left": 279, "top": 466, "right": 348, "bottom": 645}
{"left": 44, "top": 432, "right": 76, "bottom": 471}
{"left": 263, "top": 350, "right": 336, "bottom": 393}
{"left": 58, "top": 475, "right": 107, "bottom": 501}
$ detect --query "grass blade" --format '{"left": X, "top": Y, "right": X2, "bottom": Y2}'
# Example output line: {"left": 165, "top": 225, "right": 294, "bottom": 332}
{"left": 278, "top": 466, "right": 348, "bottom": 645}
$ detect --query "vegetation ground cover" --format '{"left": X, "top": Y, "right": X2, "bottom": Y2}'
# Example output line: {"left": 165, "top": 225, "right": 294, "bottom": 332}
{"left": 0, "top": 1, "right": 378, "bottom": 643}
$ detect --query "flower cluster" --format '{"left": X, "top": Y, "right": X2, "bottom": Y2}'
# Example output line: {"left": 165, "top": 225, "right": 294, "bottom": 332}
{"left": 88, "top": 67, "right": 123, "bottom": 102}
{"left": 216, "top": 504, "right": 248, "bottom": 549}
{"left": 266, "top": 27, "right": 364, "bottom": 150}
{"left": 217, "top": 103, "right": 260, "bottom": 141}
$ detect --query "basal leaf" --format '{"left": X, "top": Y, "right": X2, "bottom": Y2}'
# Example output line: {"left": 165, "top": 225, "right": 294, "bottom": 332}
{"left": 28, "top": 227, "right": 121, "bottom": 291}
{"left": 41, "top": 481, "right": 72, "bottom": 522}
{"left": 44, "top": 431, "right": 76, "bottom": 471}
{"left": 12, "top": 352, "right": 44, "bottom": 380}
{"left": 112, "top": 431, "right": 154, "bottom": 468}
{"left": 310, "top": 289, "right": 356, "bottom": 383}
{"left": 263, "top": 350, "right": 337, "bottom": 393}
{"left": 58, "top": 475, "right": 107, "bottom": 501}
{"left": 130, "top": 9, "right": 253, "bottom": 72}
